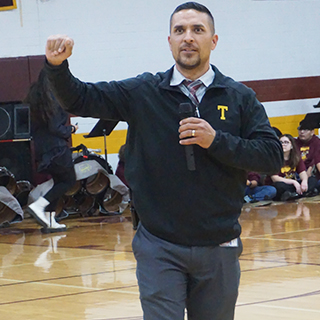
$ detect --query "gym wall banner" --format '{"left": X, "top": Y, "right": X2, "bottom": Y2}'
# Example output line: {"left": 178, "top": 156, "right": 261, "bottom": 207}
{"left": 0, "top": 0, "right": 17, "bottom": 11}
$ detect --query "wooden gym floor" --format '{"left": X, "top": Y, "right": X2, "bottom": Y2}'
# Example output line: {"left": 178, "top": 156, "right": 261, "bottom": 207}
{"left": 0, "top": 196, "right": 319, "bottom": 320}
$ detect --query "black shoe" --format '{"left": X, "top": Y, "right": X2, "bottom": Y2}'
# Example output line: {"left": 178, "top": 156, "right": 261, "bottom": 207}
{"left": 55, "top": 210, "right": 69, "bottom": 222}
{"left": 281, "top": 191, "right": 299, "bottom": 201}
{"left": 10, "top": 214, "right": 23, "bottom": 224}
{"left": 304, "top": 188, "right": 319, "bottom": 198}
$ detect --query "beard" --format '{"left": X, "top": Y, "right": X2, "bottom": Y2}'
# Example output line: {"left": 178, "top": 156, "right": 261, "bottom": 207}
{"left": 176, "top": 54, "right": 201, "bottom": 70}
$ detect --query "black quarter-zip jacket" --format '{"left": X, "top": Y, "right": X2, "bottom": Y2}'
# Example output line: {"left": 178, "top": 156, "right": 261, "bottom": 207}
{"left": 45, "top": 61, "right": 283, "bottom": 246}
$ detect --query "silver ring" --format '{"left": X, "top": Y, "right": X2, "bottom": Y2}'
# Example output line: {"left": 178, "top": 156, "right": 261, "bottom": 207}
{"left": 191, "top": 129, "right": 196, "bottom": 137}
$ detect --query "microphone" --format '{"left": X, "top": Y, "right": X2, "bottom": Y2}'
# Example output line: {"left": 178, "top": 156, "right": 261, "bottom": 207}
{"left": 179, "top": 102, "right": 196, "bottom": 171}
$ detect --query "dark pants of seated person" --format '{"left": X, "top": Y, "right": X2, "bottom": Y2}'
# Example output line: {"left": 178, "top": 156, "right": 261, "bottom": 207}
{"left": 41, "top": 149, "right": 76, "bottom": 212}
{"left": 44, "top": 165, "right": 76, "bottom": 211}
{"left": 274, "top": 176, "right": 318, "bottom": 201}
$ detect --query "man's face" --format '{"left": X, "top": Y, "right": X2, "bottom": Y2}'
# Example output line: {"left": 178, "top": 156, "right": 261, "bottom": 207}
{"left": 168, "top": 9, "right": 218, "bottom": 75}
{"left": 298, "top": 129, "right": 314, "bottom": 142}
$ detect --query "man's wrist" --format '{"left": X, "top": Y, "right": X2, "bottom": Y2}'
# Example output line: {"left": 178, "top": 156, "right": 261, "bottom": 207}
{"left": 45, "top": 58, "right": 66, "bottom": 68}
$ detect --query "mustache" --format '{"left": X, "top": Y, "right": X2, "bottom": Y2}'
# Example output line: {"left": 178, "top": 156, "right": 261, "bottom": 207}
{"left": 180, "top": 45, "right": 197, "bottom": 51}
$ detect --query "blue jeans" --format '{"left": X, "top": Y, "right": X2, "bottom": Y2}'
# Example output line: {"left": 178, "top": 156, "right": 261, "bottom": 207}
{"left": 245, "top": 185, "right": 277, "bottom": 201}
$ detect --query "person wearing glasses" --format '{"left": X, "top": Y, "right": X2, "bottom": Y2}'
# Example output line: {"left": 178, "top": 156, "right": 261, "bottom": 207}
{"left": 268, "top": 134, "right": 317, "bottom": 201}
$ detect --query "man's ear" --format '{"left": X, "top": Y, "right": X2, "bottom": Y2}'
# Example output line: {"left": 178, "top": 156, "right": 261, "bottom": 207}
{"left": 168, "top": 35, "right": 172, "bottom": 51}
{"left": 211, "top": 34, "right": 218, "bottom": 50}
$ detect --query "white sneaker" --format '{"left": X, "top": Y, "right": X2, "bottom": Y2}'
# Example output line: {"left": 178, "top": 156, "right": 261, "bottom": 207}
{"left": 46, "top": 212, "right": 66, "bottom": 229}
{"left": 28, "top": 197, "right": 50, "bottom": 227}
{"left": 41, "top": 212, "right": 67, "bottom": 233}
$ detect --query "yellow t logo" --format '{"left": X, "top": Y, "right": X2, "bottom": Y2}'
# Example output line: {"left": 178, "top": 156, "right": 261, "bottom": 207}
{"left": 218, "top": 105, "right": 228, "bottom": 120}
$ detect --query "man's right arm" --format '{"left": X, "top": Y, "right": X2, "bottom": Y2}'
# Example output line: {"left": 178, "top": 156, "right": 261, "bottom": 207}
{"left": 44, "top": 35, "right": 129, "bottom": 122}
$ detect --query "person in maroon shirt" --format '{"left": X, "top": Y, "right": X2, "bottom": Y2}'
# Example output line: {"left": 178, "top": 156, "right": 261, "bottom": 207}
{"left": 295, "top": 119, "right": 320, "bottom": 181}
{"left": 244, "top": 172, "right": 276, "bottom": 202}
{"left": 271, "top": 134, "right": 317, "bottom": 201}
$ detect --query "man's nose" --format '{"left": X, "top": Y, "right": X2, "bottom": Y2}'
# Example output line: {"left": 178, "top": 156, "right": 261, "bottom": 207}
{"left": 183, "top": 29, "right": 194, "bottom": 42}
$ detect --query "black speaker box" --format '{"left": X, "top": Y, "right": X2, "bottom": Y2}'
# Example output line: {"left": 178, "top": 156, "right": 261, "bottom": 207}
{"left": 0, "top": 141, "right": 34, "bottom": 183}
{"left": 0, "top": 103, "right": 30, "bottom": 140}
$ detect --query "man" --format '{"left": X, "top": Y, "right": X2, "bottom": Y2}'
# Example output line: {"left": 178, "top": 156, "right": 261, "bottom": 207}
{"left": 44, "top": 2, "right": 283, "bottom": 319}
{"left": 295, "top": 119, "right": 320, "bottom": 183}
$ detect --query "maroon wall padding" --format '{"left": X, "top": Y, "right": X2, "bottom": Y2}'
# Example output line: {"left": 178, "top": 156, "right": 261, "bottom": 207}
{"left": 28, "top": 55, "right": 46, "bottom": 84}
{"left": 0, "top": 57, "right": 30, "bottom": 103}
{"left": 0, "top": 55, "right": 45, "bottom": 103}
{"left": 241, "top": 76, "right": 320, "bottom": 103}
{"left": 0, "top": 54, "right": 319, "bottom": 104}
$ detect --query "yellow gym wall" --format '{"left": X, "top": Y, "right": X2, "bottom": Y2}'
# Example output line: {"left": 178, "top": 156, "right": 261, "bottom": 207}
{"left": 269, "top": 114, "right": 318, "bottom": 137}
{"left": 71, "top": 114, "right": 318, "bottom": 158}
{"left": 72, "top": 129, "right": 127, "bottom": 157}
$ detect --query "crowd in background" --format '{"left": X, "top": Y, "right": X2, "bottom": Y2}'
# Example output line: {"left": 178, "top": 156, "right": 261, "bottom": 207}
{"left": 244, "top": 118, "right": 320, "bottom": 203}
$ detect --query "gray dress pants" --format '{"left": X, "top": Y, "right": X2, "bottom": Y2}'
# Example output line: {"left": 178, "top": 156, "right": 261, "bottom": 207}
{"left": 132, "top": 224, "right": 242, "bottom": 320}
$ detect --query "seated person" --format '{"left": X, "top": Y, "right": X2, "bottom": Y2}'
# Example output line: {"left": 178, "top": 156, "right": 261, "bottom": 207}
{"left": 295, "top": 119, "right": 320, "bottom": 182}
{"left": 244, "top": 172, "right": 276, "bottom": 203}
{"left": 268, "top": 134, "right": 318, "bottom": 201}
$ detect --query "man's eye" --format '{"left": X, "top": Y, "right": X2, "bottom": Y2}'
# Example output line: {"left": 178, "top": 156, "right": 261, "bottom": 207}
{"left": 175, "top": 28, "right": 184, "bottom": 34}
{"left": 195, "top": 28, "right": 203, "bottom": 33}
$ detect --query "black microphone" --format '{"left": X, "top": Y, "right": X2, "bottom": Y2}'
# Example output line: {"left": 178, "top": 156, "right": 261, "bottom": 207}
{"left": 179, "top": 102, "right": 196, "bottom": 171}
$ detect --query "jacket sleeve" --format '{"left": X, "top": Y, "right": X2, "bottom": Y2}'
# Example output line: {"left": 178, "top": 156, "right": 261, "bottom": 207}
{"left": 207, "top": 92, "right": 283, "bottom": 174}
{"left": 44, "top": 60, "right": 131, "bottom": 122}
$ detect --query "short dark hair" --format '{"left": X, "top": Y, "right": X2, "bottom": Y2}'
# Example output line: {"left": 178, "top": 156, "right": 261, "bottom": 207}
{"left": 298, "top": 119, "right": 315, "bottom": 131}
{"left": 170, "top": 2, "right": 215, "bottom": 34}
{"left": 272, "top": 126, "right": 282, "bottom": 138}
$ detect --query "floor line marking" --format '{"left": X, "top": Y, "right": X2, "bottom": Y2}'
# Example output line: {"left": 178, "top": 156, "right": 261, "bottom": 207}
{"left": 242, "top": 237, "right": 320, "bottom": 244}
{"left": 239, "top": 303, "right": 320, "bottom": 313}
{"left": 0, "top": 267, "right": 137, "bottom": 287}
{"left": 0, "top": 251, "right": 133, "bottom": 269}
{"left": 242, "top": 227, "right": 320, "bottom": 238}
{"left": 0, "top": 284, "right": 139, "bottom": 306}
